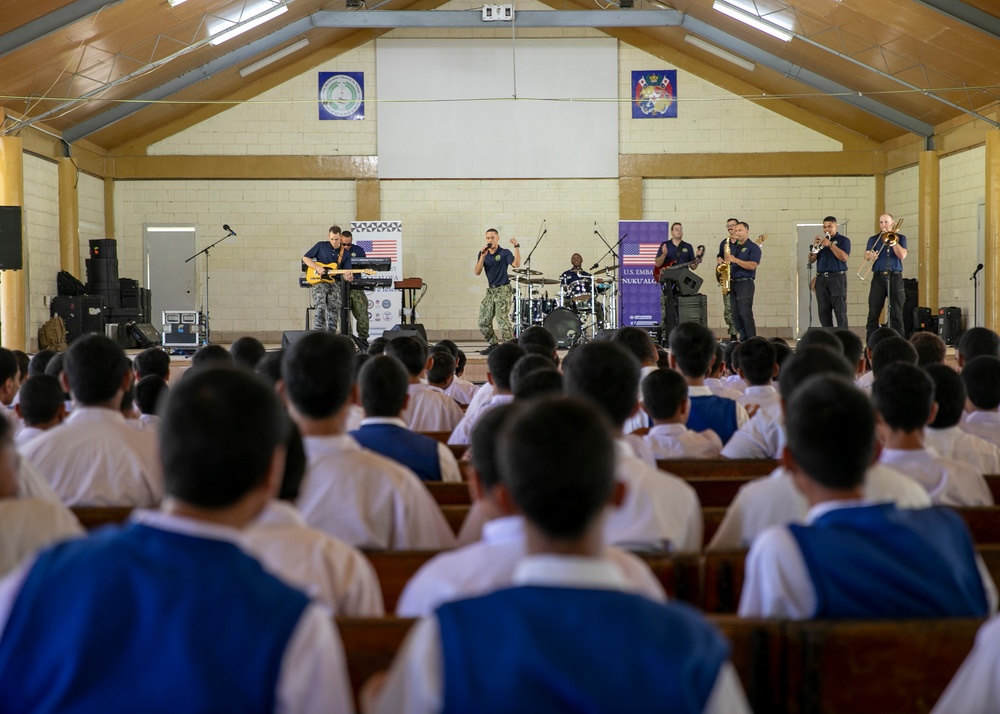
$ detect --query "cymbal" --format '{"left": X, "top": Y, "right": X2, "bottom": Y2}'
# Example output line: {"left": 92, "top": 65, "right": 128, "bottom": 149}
{"left": 592, "top": 264, "right": 618, "bottom": 276}
{"left": 520, "top": 277, "right": 559, "bottom": 285}
{"left": 513, "top": 267, "right": 543, "bottom": 276}
{"left": 595, "top": 277, "right": 615, "bottom": 284}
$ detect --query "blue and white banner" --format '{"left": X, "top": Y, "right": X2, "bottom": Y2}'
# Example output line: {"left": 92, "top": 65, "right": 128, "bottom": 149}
{"left": 631, "top": 70, "right": 677, "bottom": 119}
{"left": 619, "top": 220, "right": 670, "bottom": 327}
{"left": 352, "top": 220, "right": 402, "bottom": 339}
{"left": 319, "top": 72, "right": 365, "bottom": 120}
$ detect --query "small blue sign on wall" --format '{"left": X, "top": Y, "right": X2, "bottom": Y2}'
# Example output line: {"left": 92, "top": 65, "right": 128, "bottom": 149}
{"left": 631, "top": 70, "right": 677, "bottom": 119}
{"left": 319, "top": 72, "right": 365, "bottom": 120}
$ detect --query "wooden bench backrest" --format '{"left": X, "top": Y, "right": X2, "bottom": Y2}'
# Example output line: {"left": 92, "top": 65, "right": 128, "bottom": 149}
{"left": 417, "top": 431, "right": 452, "bottom": 444}
{"left": 955, "top": 506, "right": 1000, "bottom": 544}
{"left": 70, "top": 506, "right": 132, "bottom": 530}
{"left": 424, "top": 482, "right": 472, "bottom": 505}
{"left": 986, "top": 475, "right": 1000, "bottom": 503}
{"left": 657, "top": 459, "right": 778, "bottom": 479}
{"left": 686, "top": 477, "right": 750, "bottom": 508}
{"left": 337, "top": 617, "right": 416, "bottom": 707}
{"left": 363, "top": 551, "right": 438, "bottom": 613}
{"left": 702, "top": 549, "right": 748, "bottom": 614}
{"left": 447, "top": 444, "right": 468, "bottom": 461}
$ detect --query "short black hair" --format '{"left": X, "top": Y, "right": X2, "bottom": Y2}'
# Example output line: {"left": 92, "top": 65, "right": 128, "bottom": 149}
{"left": 161, "top": 368, "right": 288, "bottom": 508}
{"left": 772, "top": 341, "right": 793, "bottom": 380}
{"left": 867, "top": 326, "right": 900, "bottom": 353}
{"left": 736, "top": 337, "right": 776, "bottom": 386}
{"left": 833, "top": 329, "right": 864, "bottom": 366}
{"left": 278, "top": 422, "right": 307, "bottom": 502}
{"left": 499, "top": 398, "right": 615, "bottom": 540}
{"left": 487, "top": 342, "right": 526, "bottom": 392}
{"left": 341, "top": 230, "right": 352, "bottom": 239}
{"left": 786, "top": 375, "right": 874, "bottom": 490}
{"left": 910, "top": 332, "right": 946, "bottom": 367}
{"left": 708, "top": 344, "right": 725, "bottom": 378}
{"left": 470, "top": 403, "right": 519, "bottom": 491}
{"left": 358, "top": 355, "right": 409, "bottom": 418}
{"left": 770, "top": 337, "right": 790, "bottom": 347}
{"left": 870, "top": 336, "right": 918, "bottom": 378}
{"left": 563, "top": 341, "right": 640, "bottom": 427}
{"left": 229, "top": 336, "right": 267, "bottom": 370}
{"left": 367, "top": 337, "right": 390, "bottom": 355}
{"left": 512, "top": 369, "right": 563, "bottom": 401}
{"left": 17, "top": 374, "right": 64, "bottom": 426}
{"left": 521, "top": 343, "right": 558, "bottom": 366}
{"left": 963, "top": 356, "right": 1000, "bottom": 410}
{"left": 0, "top": 349, "right": 18, "bottom": 384}
{"left": 778, "top": 347, "right": 854, "bottom": 403}
{"left": 28, "top": 350, "right": 57, "bottom": 379}
{"left": 656, "top": 347, "right": 671, "bottom": 370}
{"left": 329, "top": 225, "right": 342, "bottom": 235}
{"left": 798, "top": 328, "right": 844, "bottom": 355}
{"left": 354, "top": 352, "right": 371, "bottom": 379}
{"left": 256, "top": 350, "right": 284, "bottom": 386}
{"left": 434, "top": 339, "right": 460, "bottom": 359}
{"left": 13, "top": 350, "right": 28, "bottom": 381}
{"left": 510, "top": 354, "right": 557, "bottom": 393}
{"left": 384, "top": 336, "right": 427, "bottom": 377}
{"left": 64, "top": 335, "right": 130, "bottom": 405}
{"left": 958, "top": 327, "right": 1000, "bottom": 363}
{"left": 613, "top": 326, "right": 657, "bottom": 365}
{"left": 426, "top": 352, "right": 456, "bottom": 386}
{"left": 134, "top": 375, "right": 169, "bottom": 416}
{"left": 134, "top": 347, "right": 171, "bottom": 380}
{"left": 642, "top": 368, "right": 688, "bottom": 421}
{"left": 823, "top": 215, "right": 837, "bottom": 224}
{"left": 518, "top": 325, "right": 556, "bottom": 352}
{"left": 455, "top": 349, "right": 468, "bottom": 376}
{"left": 44, "top": 352, "right": 66, "bottom": 386}
{"left": 282, "top": 332, "right": 356, "bottom": 419}
{"left": 924, "top": 364, "right": 966, "bottom": 429}
{"left": 190, "top": 344, "right": 233, "bottom": 370}
{"left": 668, "top": 322, "right": 717, "bottom": 378}
{"left": 724, "top": 341, "right": 739, "bottom": 374}
{"left": 872, "top": 362, "right": 934, "bottom": 432}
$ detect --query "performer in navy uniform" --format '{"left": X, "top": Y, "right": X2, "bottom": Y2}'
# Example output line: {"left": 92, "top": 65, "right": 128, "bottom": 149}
{"left": 474, "top": 229, "right": 520, "bottom": 355}
{"left": 654, "top": 222, "right": 700, "bottom": 343}
{"left": 808, "top": 215, "right": 851, "bottom": 328}
{"left": 302, "top": 225, "right": 353, "bottom": 333}
{"left": 341, "top": 230, "right": 370, "bottom": 346}
{"left": 864, "top": 212, "right": 908, "bottom": 339}
{"left": 725, "top": 222, "right": 762, "bottom": 341}
{"left": 717, "top": 219, "right": 740, "bottom": 341}
{"left": 560, "top": 253, "right": 605, "bottom": 327}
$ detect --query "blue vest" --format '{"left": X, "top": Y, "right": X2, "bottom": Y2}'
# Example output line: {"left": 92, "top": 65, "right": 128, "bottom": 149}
{"left": 688, "top": 394, "right": 739, "bottom": 444}
{"left": 0, "top": 523, "right": 309, "bottom": 714}
{"left": 351, "top": 422, "right": 442, "bottom": 481}
{"left": 789, "top": 504, "right": 988, "bottom": 618}
{"left": 437, "top": 586, "right": 728, "bottom": 714}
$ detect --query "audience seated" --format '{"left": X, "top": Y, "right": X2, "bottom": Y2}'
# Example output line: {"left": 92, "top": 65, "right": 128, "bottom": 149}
{"left": 283, "top": 332, "right": 455, "bottom": 550}
{"left": 27, "top": 350, "right": 56, "bottom": 380}
{"left": 386, "top": 337, "right": 463, "bottom": 433}
{"left": 721, "top": 341, "right": 746, "bottom": 392}
{"left": 133, "top": 346, "right": 170, "bottom": 381}
{"left": 229, "top": 336, "right": 267, "bottom": 371}
{"left": 424, "top": 350, "right": 458, "bottom": 397}
{"left": 923, "top": 364, "right": 1000, "bottom": 475}
{"left": 448, "top": 342, "right": 524, "bottom": 446}
{"left": 0, "top": 349, "right": 22, "bottom": 430}
{"left": 960, "top": 356, "right": 1000, "bottom": 447}
{"left": 433, "top": 340, "right": 477, "bottom": 407}
{"left": 870, "top": 336, "right": 918, "bottom": 380}
{"left": 832, "top": 329, "right": 866, "bottom": 379}
{"left": 641, "top": 368, "right": 722, "bottom": 459}
{"left": 911, "top": 331, "right": 947, "bottom": 367}
{"left": 856, "top": 326, "right": 899, "bottom": 390}
{"left": 13, "top": 374, "right": 66, "bottom": 447}
{"left": 255, "top": 349, "right": 284, "bottom": 386}
{"left": 367, "top": 336, "right": 390, "bottom": 355}
{"left": 512, "top": 368, "right": 562, "bottom": 401}
{"left": 614, "top": 327, "right": 660, "bottom": 433}
{"left": 739, "top": 374, "right": 995, "bottom": 619}
{"left": 132, "top": 375, "right": 168, "bottom": 432}
{"left": 734, "top": 338, "right": 780, "bottom": 414}
{"left": 957, "top": 326, "right": 1000, "bottom": 368}
{"left": 704, "top": 343, "right": 741, "bottom": 399}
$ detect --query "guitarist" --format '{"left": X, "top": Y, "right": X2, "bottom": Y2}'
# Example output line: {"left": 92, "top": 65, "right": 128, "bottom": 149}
{"left": 654, "top": 222, "right": 700, "bottom": 343}
{"left": 302, "top": 225, "right": 354, "bottom": 332}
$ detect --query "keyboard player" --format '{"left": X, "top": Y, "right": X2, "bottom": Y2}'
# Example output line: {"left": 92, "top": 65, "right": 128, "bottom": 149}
{"left": 341, "top": 230, "right": 370, "bottom": 346}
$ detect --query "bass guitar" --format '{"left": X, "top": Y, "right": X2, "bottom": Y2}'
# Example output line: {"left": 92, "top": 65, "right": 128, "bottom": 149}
{"left": 654, "top": 245, "right": 706, "bottom": 282}
{"left": 304, "top": 263, "right": 377, "bottom": 285}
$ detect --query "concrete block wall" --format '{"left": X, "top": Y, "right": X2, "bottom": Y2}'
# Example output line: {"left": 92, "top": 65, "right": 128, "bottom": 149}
{"left": 78, "top": 172, "right": 106, "bottom": 277}
{"left": 939, "top": 146, "right": 985, "bottom": 327}
{"left": 23, "top": 155, "right": 60, "bottom": 336}
{"left": 884, "top": 165, "right": 919, "bottom": 281}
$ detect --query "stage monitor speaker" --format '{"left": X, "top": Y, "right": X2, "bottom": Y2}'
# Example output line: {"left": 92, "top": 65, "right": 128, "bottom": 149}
{"left": 0, "top": 206, "right": 23, "bottom": 270}
{"left": 661, "top": 267, "right": 704, "bottom": 297}
{"left": 385, "top": 325, "right": 427, "bottom": 342}
{"left": 912, "top": 307, "right": 933, "bottom": 333}
{"left": 938, "top": 306, "right": 963, "bottom": 346}
{"left": 281, "top": 330, "right": 313, "bottom": 348}
{"left": 678, "top": 294, "right": 708, "bottom": 326}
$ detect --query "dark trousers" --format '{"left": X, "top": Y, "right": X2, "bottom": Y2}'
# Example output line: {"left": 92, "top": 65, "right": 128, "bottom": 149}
{"left": 816, "top": 272, "right": 848, "bottom": 327}
{"left": 730, "top": 279, "right": 756, "bottom": 340}
{"left": 660, "top": 285, "right": 679, "bottom": 343}
{"left": 866, "top": 272, "right": 904, "bottom": 337}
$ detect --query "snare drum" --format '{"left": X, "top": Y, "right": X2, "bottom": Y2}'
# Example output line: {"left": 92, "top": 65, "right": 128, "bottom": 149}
{"left": 543, "top": 307, "right": 582, "bottom": 348}
{"left": 570, "top": 278, "right": 593, "bottom": 303}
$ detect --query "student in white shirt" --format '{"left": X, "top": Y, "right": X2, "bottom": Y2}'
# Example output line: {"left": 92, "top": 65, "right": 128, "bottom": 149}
{"left": 855, "top": 326, "right": 899, "bottom": 391}
{"left": 734, "top": 338, "right": 780, "bottom": 413}
{"left": 924, "top": 363, "right": 1000, "bottom": 475}
{"left": 832, "top": 328, "right": 867, "bottom": 381}
{"left": 13, "top": 374, "right": 66, "bottom": 448}
{"left": 641, "top": 368, "right": 722, "bottom": 459}
{"left": 282, "top": 332, "right": 456, "bottom": 550}
{"left": 613, "top": 327, "right": 660, "bottom": 434}
{"left": 960, "top": 356, "right": 1000, "bottom": 447}
{"left": 448, "top": 342, "right": 524, "bottom": 446}
{"left": 131, "top": 375, "right": 168, "bottom": 433}
{"left": 430, "top": 341, "right": 477, "bottom": 405}
{"left": 910, "top": 330, "right": 947, "bottom": 367}
{"left": 705, "top": 343, "right": 743, "bottom": 400}
{"left": 133, "top": 346, "right": 171, "bottom": 381}
{"left": 721, "top": 341, "right": 746, "bottom": 393}
{"left": 386, "top": 336, "right": 464, "bottom": 434}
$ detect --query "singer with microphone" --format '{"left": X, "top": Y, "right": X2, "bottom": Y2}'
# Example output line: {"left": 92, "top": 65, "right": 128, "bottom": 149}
{"left": 807, "top": 215, "right": 851, "bottom": 328}
{"left": 302, "top": 225, "right": 353, "bottom": 333}
{"left": 474, "top": 228, "right": 520, "bottom": 355}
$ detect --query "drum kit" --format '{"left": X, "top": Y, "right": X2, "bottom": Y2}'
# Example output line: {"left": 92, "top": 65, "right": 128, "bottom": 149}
{"left": 511, "top": 264, "right": 619, "bottom": 347}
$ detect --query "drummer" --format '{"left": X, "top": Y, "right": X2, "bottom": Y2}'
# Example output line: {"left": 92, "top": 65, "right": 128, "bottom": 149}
{"left": 560, "top": 253, "right": 606, "bottom": 327}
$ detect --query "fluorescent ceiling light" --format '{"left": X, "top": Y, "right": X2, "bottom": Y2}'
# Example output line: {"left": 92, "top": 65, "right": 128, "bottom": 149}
{"left": 712, "top": 0, "right": 793, "bottom": 42}
{"left": 209, "top": 2, "right": 289, "bottom": 46}
{"left": 239, "top": 38, "right": 310, "bottom": 77}
{"left": 168, "top": 0, "right": 188, "bottom": 6}
{"left": 684, "top": 35, "right": 755, "bottom": 72}
{"left": 146, "top": 226, "right": 197, "bottom": 232}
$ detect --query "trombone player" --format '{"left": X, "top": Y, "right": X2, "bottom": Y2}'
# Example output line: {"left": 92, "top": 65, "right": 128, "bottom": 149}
{"left": 863, "top": 213, "right": 908, "bottom": 338}
{"left": 808, "top": 215, "right": 851, "bottom": 328}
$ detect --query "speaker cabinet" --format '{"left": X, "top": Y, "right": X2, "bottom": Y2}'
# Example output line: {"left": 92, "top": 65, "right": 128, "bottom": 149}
{"left": 938, "top": 306, "right": 963, "bottom": 346}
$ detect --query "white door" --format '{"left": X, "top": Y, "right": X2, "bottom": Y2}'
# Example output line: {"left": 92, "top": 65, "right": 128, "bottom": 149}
{"left": 143, "top": 225, "right": 197, "bottom": 331}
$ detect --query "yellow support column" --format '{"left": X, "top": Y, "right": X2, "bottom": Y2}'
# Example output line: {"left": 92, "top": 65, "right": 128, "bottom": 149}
{"left": 619, "top": 177, "right": 642, "bottom": 221}
{"left": 918, "top": 150, "right": 940, "bottom": 312}
{"left": 103, "top": 177, "right": 115, "bottom": 241}
{"left": 986, "top": 132, "right": 1000, "bottom": 331}
{"left": 59, "top": 158, "right": 80, "bottom": 276}
{"left": 355, "top": 179, "right": 380, "bottom": 221}
{"left": 0, "top": 138, "right": 25, "bottom": 351}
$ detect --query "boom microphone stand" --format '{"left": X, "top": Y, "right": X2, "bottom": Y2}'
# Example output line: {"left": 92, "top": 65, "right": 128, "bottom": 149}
{"left": 184, "top": 224, "right": 236, "bottom": 345}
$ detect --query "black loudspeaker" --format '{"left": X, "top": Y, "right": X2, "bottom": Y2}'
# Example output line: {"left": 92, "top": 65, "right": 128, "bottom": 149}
{"left": 385, "top": 325, "right": 428, "bottom": 342}
{"left": 903, "top": 278, "right": 919, "bottom": 337}
{"left": 938, "top": 306, "right": 963, "bottom": 346}
{"left": 0, "top": 206, "right": 23, "bottom": 270}
{"left": 128, "top": 322, "right": 161, "bottom": 348}
{"left": 678, "top": 294, "right": 708, "bottom": 326}
{"left": 912, "top": 307, "right": 932, "bottom": 333}
{"left": 89, "top": 239, "right": 117, "bottom": 260}
{"left": 281, "top": 330, "right": 314, "bottom": 348}
{"left": 51, "top": 295, "right": 105, "bottom": 343}
{"left": 662, "top": 267, "right": 704, "bottom": 297}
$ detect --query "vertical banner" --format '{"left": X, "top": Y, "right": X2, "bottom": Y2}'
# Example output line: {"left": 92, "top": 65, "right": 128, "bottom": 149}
{"left": 619, "top": 220, "right": 670, "bottom": 327}
{"left": 352, "top": 220, "right": 402, "bottom": 339}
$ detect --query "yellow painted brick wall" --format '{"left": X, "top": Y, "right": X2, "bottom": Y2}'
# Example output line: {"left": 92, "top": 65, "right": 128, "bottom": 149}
{"left": 939, "top": 147, "right": 985, "bottom": 324}
{"left": 884, "top": 165, "right": 919, "bottom": 281}
{"left": 23, "top": 155, "right": 60, "bottom": 335}
{"left": 78, "top": 172, "right": 106, "bottom": 277}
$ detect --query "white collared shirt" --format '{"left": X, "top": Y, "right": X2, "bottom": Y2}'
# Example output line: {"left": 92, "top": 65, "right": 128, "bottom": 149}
{"left": 464, "top": 381, "right": 496, "bottom": 420}
{"left": 402, "top": 383, "right": 464, "bottom": 433}
{"left": 723, "top": 374, "right": 746, "bottom": 392}
{"left": 705, "top": 378, "right": 744, "bottom": 400}
{"left": 442, "top": 377, "right": 478, "bottom": 405}
{"left": 856, "top": 370, "right": 875, "bottom": 391}
{"left": 878, "top": 447, "right": 993, "bottom": 506}
{"left": 447, "top": 394, "right": 514, "bottom": 446}
{"left": 358, "top": 417, "right": 462, "bottom": 483}
{"left": 0, "top": 497, "right": 83, "bottom": 578}
{"left": 959, "top": 411, "right": 1000, "bottom": 450}
{"left": 297, "top": 433, "right": 456, "bottom": 550}
{"left": 720, "top": 408, "right": 784, "bottom": 459}
{"left": 737, "top": 385, "right": 780, "bottom": 412}
{"left": 925, "top": 426, "right": 1000, "bottom": 475}
{"left": 13, "top": 426, "right": 47, "bottom": 448}
{"left": 932, "top": 615, "right": 1000, "bottom": 713}
{"left": 643, "top": 423, "right": 723, "bottom": 460}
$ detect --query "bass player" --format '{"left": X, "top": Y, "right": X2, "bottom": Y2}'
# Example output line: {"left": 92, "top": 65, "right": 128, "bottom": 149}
{"left": 654, "top": 222, "right": 703, "bottom": 342}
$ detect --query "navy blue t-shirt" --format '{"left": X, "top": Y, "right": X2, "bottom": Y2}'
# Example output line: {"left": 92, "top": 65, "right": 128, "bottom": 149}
{"left": 481, "top": 248, "right": 515, "bottom": 287}
{"left": 866, "top": 233, "right": 907, "bottom": 273}
{"left": 347, "top": 243, "right": 366, "bottom": 260}
{"left": 815, "top": 233, "right": 850, "bottom": 273}
{"left": 730, "top": 240, "right": 761, "bottom": 279}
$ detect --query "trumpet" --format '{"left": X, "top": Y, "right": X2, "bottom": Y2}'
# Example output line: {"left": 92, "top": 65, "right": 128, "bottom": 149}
{"left": 810, "top": 231, "right": 830, "bottom": 255}
{"left": 857, "top": 218, "right": 904, "bottom": 281}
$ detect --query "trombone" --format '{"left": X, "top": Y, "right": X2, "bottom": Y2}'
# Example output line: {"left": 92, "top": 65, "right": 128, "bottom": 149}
{"left": 857, "top": 218, "right": 904, "bottom": 281}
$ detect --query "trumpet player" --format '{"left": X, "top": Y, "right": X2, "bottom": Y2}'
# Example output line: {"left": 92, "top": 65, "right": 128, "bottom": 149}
{"left": 864, "top": 213, "right": 908, "bottom": 338}
{"left": 808, "top": 216, "right": 851, "bottom": 328}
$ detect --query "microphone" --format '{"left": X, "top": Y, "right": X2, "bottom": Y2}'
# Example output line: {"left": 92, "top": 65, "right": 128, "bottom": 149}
{"left": 971, "top": 263, "right": 984, "bottom": 280}
{"left": 594, "top": 221, "right": 598, "bottom": 235}
{"left": 223, "top": 224, "right": 237, "bottom": 236}
{"left": 590, "top": 262, "right": 600, "bottom": 270}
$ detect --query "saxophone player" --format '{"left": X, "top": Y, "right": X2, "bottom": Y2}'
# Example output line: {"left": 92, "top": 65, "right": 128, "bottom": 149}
{"left": 717, "top": 218, "right": 740, "bottom": 341}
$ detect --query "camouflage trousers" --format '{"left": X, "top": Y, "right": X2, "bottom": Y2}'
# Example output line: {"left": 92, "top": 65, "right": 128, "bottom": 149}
{"left": 722, "top": 290, "right": 737, "bottom": 338}
{"left": 349, "top": 288, "right": 370, "bottom": 340}
{"left": 479, "top": 284, "right": 515, "bottom": 345}
{"left": 311, "top": 282, "right": 343, "bottom": 331}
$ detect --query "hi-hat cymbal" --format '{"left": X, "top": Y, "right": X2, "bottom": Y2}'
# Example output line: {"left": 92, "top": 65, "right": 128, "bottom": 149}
{"left": 591, "top": 264, "right": 618, "bottom": 276}
{"left": 520, "top": 276, "right": 559, "bottom": 285}
{"left": 513, "top": 267, "right": 543, "bottom": 276}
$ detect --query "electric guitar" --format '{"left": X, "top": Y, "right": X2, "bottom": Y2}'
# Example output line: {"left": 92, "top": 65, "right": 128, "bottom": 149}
{"left": 304, "top": 263, "right": 377, "bottom": 285}
{"left": 654, "top": 245, "right": 706, "bottom": 282}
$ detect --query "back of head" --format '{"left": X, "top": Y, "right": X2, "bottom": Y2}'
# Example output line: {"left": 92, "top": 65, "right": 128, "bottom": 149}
{"left": 384, "top": 336, "right": 427, "bottom": 377}
{"left": 867, "top": 326, "right": 900, "bottom": 354}
{"left": 278, "top": 422, "right": 307, "bottom": 502}
{"left": 708, "top": 344, "right": 725, "bottom": 378}
{"left": 13, "top": 351, "right": 28, "bottom": 382}
{"left": 282, "top": 332, "right": 356, "bottom": 418}
{"left": 28, "top": 349, "right": 57, "bottom": 379}
{"left": 724, "top": 341, "right": 739, "bottom": 375}
{"left": 612, "top": 327, "right": 657, "bottom": 365}
{"left": 434, "top": 339, "right": 460, "bottom": 359}
{"left": 426, "top": 351, "right": 456, "bottom": 385}
{"left": 190, "top": 344, "right": 233, "bottom": 370}
{"left": 64, "top": 335, "right": 129, "bottom": 406}
{"left": 668, "top": 322, "right": 717, "bottom": 378}
{"left": 135, "top": 375, "right": 169, "bottom": 416}
{"left": 229, "top": 336, "right": 267, "bottom": 370}
{"left": 470, "top": 403, "right": 520, "bottom": 491}
{"left": 510, "top": 354, "right": 557, "bottom": 392}
{"left": 487, "top": 342, "right": 526, "bottom": 392}
{"left": 358, "top": 355, "right": 410, "bottom": 418}
{"left": 255, "top": 350, "right": 284, "bottom": 386}
{"left": 769, "top": 337, "right": 790, "bottom": 347}
{"left": 367, "top": 337, "right": 390, "bottom": 355}
{"left": 736, "top": 337, "right": 776, "bottom": 386}
{"left": 44, "top": 352, "right": 66, "bottom": 382}
{"left": 455, "top": 349, "right": 468, "bottom": 376}
{"left": 870, "top": 336, "right": 918, "bottom": 378}
{"left": 512, "top": 369, "right": 563, "bottom": 401}
{"left": 161, "top": 368, "right": 287, "bottom": 509}
{"left": 872, "top": 362, "right": 934, "bottom": 432}
{"left": 910, "top": 332, "right": 946, "bottom": 367}
{"left": 786, "top": 375, "right": 875, "bottom": 490}
{"left": 924, "top": 364, "right": 966, "bottom": 429}
{"left": 832, "top": 329, "right": 864, "bottom": 366}
{"left": 133, "top": 347, "right": 171, "bottom": 380}
{"left": 518, "top": 325, "right": 556, "bottom": 352}
{"left": 778, "top": 347, "right": 854, "bottom": 403}
{"left": 17, "top": 374, "right": 64, "bottom": 426}
{"left": 641, "top": 368, "right": 688, "bottom": 421}
{"left": 958, "top": 327, "right": 1000, "bottom": 363}
{"left": 499, "top": 398, "right": 615, "bottom": 541}
{"left": 963, "top": 356, "right": 1000, "bottom": 410}
{"left": 797, "top": 328, "right": 844, "bottom": 355}
{"left": 0, "top": 348, "right": 17, "bottom": 385}
{"left": 772, "top": 341, "right": 793, "bottom": 380}
{"left": 563, "top": 341, "right": 639, "bottom": 427}
{"left": 521, "top": 342, "right": 558, "bottom": 365}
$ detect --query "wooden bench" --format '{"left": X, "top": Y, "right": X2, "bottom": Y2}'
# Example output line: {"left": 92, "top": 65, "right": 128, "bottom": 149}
{"left": 657, "top": 459, "right": 778, "bottom": 479}
{"left": 417, "top": 431, "right": 453, "bottom": 444}
{"left": 686, "top": 477, "right": 750, "bottom": 508}
{"left": 702, "top": 549, "right": 748, "bottom": 614}
{"left": 703, "top": 506, "right": 726, "bottom": 547}
{"left": 337, "top": 617, "right": 415, "bottom": 708}
{"left": 424, "top": 481, "right": 472, "bottom": 505}
{"left": 70, "top": 506, "right": 132, "bottom": 530}
{"left": 986, "top": 474, "right": 1000, "bottom": 503}
{"left": 439, "top": 504, "right": 469, "bottom": 535}
{"left": 363, "top": 551, "right": 439, "bottom": 613}
{"left": 955, "top": 506, "right": 1000, "bottom": 544}
{"left": 447, "top": 444, "right": 468, "bottom": 461}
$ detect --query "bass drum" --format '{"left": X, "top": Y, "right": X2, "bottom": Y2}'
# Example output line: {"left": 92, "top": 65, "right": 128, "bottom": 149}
{"left": 543, "top": 307, "right": 583, "bottom": 349}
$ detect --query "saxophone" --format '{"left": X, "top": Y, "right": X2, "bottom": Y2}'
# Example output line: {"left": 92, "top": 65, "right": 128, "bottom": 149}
{"left": 716, "top": 240, "right": 732, "bottom": 296}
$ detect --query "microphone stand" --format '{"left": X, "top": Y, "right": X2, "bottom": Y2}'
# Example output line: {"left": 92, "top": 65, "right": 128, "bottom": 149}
{"left": 514, "top": 222, "right": 547, "bottom": 336}
{"left": 184, "top": 229, "right": 233, "bottom": 346}
{"left": 971, "top": 264, "right": 983, "bottom": 327}
{"left": 593, "top": 227, "right": 626, "bottom": 330}
{"left": 523, "top": 221, "right": 547, "bottom": 275}
{"left": 806, "top": 251, "right": 814, "bottom": 334}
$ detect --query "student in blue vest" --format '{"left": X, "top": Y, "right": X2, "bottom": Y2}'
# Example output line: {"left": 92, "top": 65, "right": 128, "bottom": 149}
{"left": 668, "top": 321, "right": 748, "bottom": 445}
{"left": 351, "top": 355, "right": 463, "bottom": 482}
{"left": 0, "top": 368, "right": 352, "bottom": 713}
{"left": 738, "top": 374, "right": 996, "bottom": 619}
{"left": 369, "top": 397, "right": 751, "bottom": 714}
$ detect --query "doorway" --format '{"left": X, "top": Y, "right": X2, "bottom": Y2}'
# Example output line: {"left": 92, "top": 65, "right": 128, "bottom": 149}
{"left": 143, "top": 225, "right": 197, "bottom": 332}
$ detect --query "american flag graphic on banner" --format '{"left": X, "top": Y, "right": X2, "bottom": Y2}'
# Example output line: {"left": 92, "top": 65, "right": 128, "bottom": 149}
{"left": 621, "top": 242, "right": 661, "bottom": 266}
{"left": 356, "top": 240, "right": 398, "bottom": 262}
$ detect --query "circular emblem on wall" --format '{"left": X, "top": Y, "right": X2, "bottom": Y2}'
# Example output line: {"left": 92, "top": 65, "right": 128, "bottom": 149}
{"left": 368, "top": 299, "right": 375, "bottom": 309}
{"left": 381, "top": 299, "right": 392, "bottom": 309}
{"left": 320, "top": 74, "right": 363, "bottom": 118}
{"left": 383, "top": 311, "right": 394, "bottom": 321}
